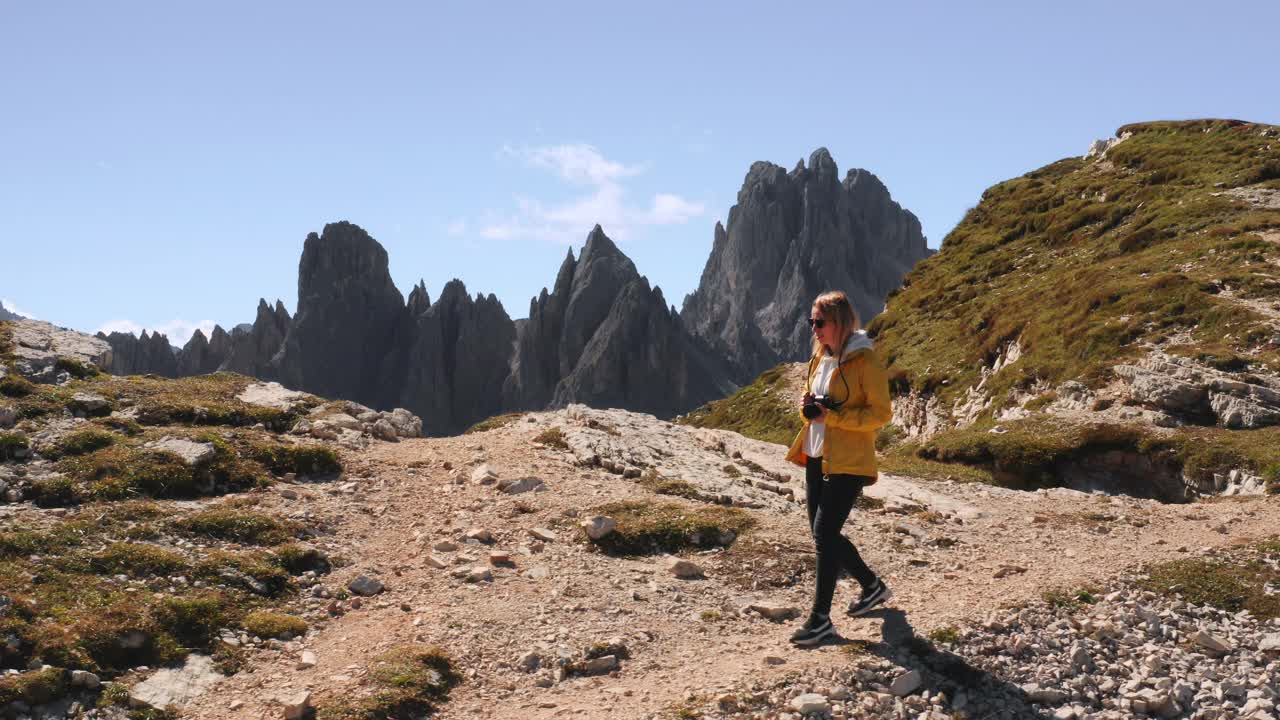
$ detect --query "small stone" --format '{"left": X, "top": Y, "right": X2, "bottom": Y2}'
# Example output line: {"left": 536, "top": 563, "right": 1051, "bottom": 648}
{"left": 489, "top": 551, "right": 512, "bottom": 565}
{"left": 296, "top": 651, "right": 317, "bottom": 670}
{"left": 518, "top": 651, "right": 541, "bottom": 672}
{"left": 1259, "top": 633, "right": 1280, "bottom": 653}
{"left": 70, "top": 670, "right": 100, "bottom": 689}
{"left": 465, "top": 528, "right": 494, "bottom": 544}
{"left": 1191, "top": 629, "right": 1231, "bottom": 654}
{"left": 498, "top": 476, "right": 545, "bottom": 495}
{"left": 762, "top": 655, "right": 786, "bottom": 666}
{"left": 471, "top": 465, "right": 499, "bottom": 485}
{"left": 578, "top": 655, "right": 618, "bottom": 674}
{"left": 890, "top": 669, "right": 922, "bottom": 696}
{"left": 347, "top": 575, "right": 384, "bottom": 597}
{"left": 993, "top": 565, "right": 1027, "bottom": 578}
{"left": 747, "top": 602, "right": 800, "bottom": 622}
{"left": 665, "top": 557, "right": 704, "bottom": 579}
{"left": 433, "top": 540, "right": 459, "bottom": 552}
{"left": 424, "top": 555, "right": 449, "bottom": 569}
{"left": 580, "top": 516, "right": 617, "bottom": 541}
{"left": 790, "top": 693, "right": 828, "bottom": 714}
{"left": 466, "top": 567, "right": 493, "bottom": 583}
{"left": 528, "top": 527, "right": 557, "bottom": 542}
{"left": 280, "top": 690, "right": 311, "bottom": 720}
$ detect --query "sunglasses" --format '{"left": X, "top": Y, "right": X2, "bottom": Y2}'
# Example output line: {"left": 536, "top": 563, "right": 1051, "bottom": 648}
{"left": 807, "top": 317, "right": 826, "bottom": 329}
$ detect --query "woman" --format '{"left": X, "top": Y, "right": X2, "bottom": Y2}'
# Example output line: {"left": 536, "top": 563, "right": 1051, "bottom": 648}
{"left": 784, "top": 290, "right": 893, "bottom": 646}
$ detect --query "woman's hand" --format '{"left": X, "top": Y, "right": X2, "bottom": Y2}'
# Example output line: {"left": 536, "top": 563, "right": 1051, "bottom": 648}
{"left": 801, "top": 393, "right": 826, "bottom": 423}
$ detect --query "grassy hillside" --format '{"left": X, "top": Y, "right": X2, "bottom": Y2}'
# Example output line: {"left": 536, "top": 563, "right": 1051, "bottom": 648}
{"left": 682, "top": 121, "right": 1280, "bottom": 495}
{"left": 868, "top": 119, "right": 1280, "bottom": 411}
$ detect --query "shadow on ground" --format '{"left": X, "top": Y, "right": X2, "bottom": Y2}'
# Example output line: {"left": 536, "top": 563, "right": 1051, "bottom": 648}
{"left": 817, "top": 607, "right": 1052, "bottom": 719}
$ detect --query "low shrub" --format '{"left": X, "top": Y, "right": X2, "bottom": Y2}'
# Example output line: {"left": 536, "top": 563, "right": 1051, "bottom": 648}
{"left": 586, "top": 500, "right": 754, "bottom": 556}
{"left": 241, "top": 611, "right": 307, "bottom": 640}
{"left": 316, "top": 645, "right": 459, "bottom": 720}
{"left": 172, "top": 508, "right": 299, "bottom": 546}
{"left": 533, "top": 426, "right": 569, "bottom": 449}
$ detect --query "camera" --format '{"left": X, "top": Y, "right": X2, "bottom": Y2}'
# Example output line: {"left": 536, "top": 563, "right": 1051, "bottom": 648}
{"left": 802, "top": 394, "right": 841, "bottom": 419}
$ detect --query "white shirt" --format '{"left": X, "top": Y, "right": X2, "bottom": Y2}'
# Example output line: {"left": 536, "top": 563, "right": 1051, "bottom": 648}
{"left": 803, "top": 353, "right": 839, "bottom": 458}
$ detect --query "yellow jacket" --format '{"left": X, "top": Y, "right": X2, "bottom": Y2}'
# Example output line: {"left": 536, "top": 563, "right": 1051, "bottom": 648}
{"left": 785, "top": 336, "right": 893, "bottom": 481}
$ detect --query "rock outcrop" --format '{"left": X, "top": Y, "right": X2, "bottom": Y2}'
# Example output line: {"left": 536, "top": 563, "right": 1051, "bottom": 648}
{"left": 505, "top": 226, "right": 734, "bottom": 418}
{"left": 390, "top": 280, "right": 517, "bottom": 435}
{"left": 0, "top": 300, "right": 23, "bottom": 322}
{"left": 221, "top": 299, "right": 291, "bottom": 379}
{"left": 275, "top": 221, "right": 405, "bottom": 409}
{"left": 681, "top": 148, "right": 930, "bottom": 382}
{"left": 97, "top": 329, "right": 179, "bottom": 377}
{"left": 5, "top": 320, "right": 112, "bottom": 383}
{"left": 176, "top": 325, "right": 232, "bottom": 377}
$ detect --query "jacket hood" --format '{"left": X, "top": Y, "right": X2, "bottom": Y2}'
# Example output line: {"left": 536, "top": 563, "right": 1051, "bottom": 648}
{"left": 839, "top": 330, "right": 874, "bottom": 360}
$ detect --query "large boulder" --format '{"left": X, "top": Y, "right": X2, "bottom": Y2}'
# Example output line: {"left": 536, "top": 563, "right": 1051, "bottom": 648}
{"left": 9, "top": 319, "right": 112, "bottom": 380}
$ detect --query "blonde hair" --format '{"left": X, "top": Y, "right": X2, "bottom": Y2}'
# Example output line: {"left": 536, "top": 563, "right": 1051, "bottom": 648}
{"left": 810, "top": 290, "right": 861, "bottom": 357}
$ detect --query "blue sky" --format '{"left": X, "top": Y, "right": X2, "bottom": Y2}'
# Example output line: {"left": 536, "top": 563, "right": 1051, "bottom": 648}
{"left": 3, "top": 1, "right": 1278, "bottom": 344}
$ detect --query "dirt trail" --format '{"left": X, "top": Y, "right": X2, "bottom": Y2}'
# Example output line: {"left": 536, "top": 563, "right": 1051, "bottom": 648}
{"left": 181, "top": 413, "right": 1280, "bottom": 720}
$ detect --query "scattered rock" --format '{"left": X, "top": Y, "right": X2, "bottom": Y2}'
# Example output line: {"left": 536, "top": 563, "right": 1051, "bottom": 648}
{"left": 790, "top": 693, "right": 828, "bottom": 714}
{"left": 890, "top": 669, "right": 922, "bottom": 696}
{"left": 296, "top": 651, "right": 317, "bottom": 670}
{"left": 142, "top": 437, "right": 216, "bottom": 466}
{"left": 347, "top": 575, "right": 384, "bottom": 597}
{"left": 528, "top": 527, "right": 557, "bottom": 542}
{"left": 665, "top": 557, "right": 704, "bottom": 579}
{"left": 747, "top": 602, "right": 800, "bottom": 623}
{"left": 279, "top": 690, "right": 312, "bottom": 720}
{"left": 472, "top": 465, "right": 499, "bottom": 485}
{"left": 498, "top": 476, "right": 545, "bottom": 494}
{"left": 130, "top": 654, "right": 224, "bottom": 709}
{"left": 581, "top": 516, "right": 617, "bottom": 541}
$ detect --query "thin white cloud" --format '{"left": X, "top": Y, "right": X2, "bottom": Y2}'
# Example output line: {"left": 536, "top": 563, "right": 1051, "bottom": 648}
{"left": 645, "top": 194, "right": 705, "bottom": 225}
{"left": 0, "top": 298, "right": 35, "bottom": 320}
{"left": 481, "top": 144, "right": 704, "bottom": 244}
{"left": 503, "top": 143, "right": 642, "bottom": 185}
{"left": 97, "top": 319, "right": 218, "bottom": 344}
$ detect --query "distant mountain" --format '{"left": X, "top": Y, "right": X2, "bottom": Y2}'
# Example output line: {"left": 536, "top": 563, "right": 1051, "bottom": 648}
{"left": 95, "top": 151, "right": 929, "bottom": 434}
{"left": 681, "top": 148, "right": 931, "bottom": 383}
{"left": 0, "top": 300, "right": 24, "bottom": 322}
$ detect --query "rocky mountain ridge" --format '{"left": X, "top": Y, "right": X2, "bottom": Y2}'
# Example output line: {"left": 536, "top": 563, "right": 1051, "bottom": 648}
{"left": 92, "top": 151, "right": 923, "bottom": 433}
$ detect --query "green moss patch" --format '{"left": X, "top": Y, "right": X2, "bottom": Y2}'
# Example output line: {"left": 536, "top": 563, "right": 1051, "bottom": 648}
{"left": 463, "top": 412, "right": 524, "bottom": 434}
{"left": 1138, "top": 538, "right": 1280, "bottom": 620}
{"left": 533, "top": 426, "right": 569, "bottom": 449}
{"left": 241, "top": 611, "right": 307, "bottom": 640}
{"left": 0, "top": 431, "right": 30, "bottom": 461}
{"left": 248, "top": 441, "right": 342, "bottom": 477}
{"left": 899, "top": 417, "right": 1280, "bottom": 493}
{"left": 172, "top": 508, "right": 300, "bottom": 546}
{"left": 317, "top": 645, "right": 459, "bottom": 720}
{"left": 0, "top": 667, "right": 66, "bottom": 705}
{"left": 636, "top": 468, "right": 702, "bottom": 500}
{"left": 89, "top": 542, "right": 189, "bottom": 577}
{"left": 49, "top": 427, "right": 117, "bottom": 458}
{"left": 677, "top": 364, "right": 801, "bottom": 446}
{"left": 586, "top": 500, "right": 755, "bottom": 556}
{"left": 272, "top": 543, "right": 331, "bottom": 575}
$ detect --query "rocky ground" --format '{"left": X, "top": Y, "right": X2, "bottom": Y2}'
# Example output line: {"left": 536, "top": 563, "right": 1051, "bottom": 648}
{"left": 2, "top": 319, "right": 1277, "bottom": 719}
{"left": 148, "top": 405, "right": 1278, "bottom": 720}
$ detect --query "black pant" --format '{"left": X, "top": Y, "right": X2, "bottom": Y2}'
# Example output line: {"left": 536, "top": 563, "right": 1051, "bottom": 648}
{"left": 805, "top": 456, "right": 877, "bottom": 616}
